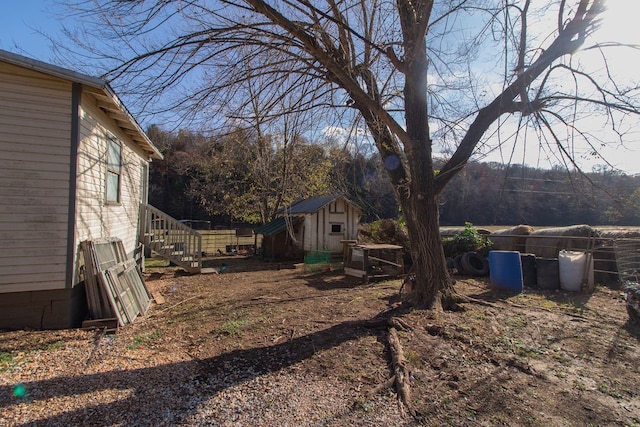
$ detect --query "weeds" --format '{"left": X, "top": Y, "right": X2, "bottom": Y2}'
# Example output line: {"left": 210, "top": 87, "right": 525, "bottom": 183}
{"left": 0, "top": 351, "right": 15, "bottom": 372}
{"left": 219, "top": 319, "right": 251, "bottom": 336}
{"left": 127, "top": 331, "right": 162, "bottom": 350}
{"left": 598, "top": 381, "right": 624, "bottom": 399}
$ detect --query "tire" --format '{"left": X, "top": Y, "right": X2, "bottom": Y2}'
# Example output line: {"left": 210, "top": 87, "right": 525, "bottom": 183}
{"left": 446, "top": 257, "right": 455, "bottom": 270}
{"left": 461, "top": 252, "right": 490, "bottom": 276}
{"left": 453, "top": 255, "right": 464, "bottom": 275}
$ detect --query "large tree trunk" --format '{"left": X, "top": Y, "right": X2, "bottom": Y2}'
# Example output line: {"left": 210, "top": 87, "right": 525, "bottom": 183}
{"left": 400, "top": 191, "right": 452, "bottom": 308}
{"left": 395, "top": 0, "right": 454, "bottom": 308}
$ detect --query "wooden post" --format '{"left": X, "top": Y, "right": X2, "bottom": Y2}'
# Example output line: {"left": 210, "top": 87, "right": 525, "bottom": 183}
{"left": 363, "top": 247, "right": 369, "bottom": 284}
{"left": 396, "top": 248, "right": 404, "bottom": 275}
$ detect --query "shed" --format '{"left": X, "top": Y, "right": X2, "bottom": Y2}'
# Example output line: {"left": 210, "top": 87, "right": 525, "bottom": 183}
{"left": 255, "top": 194, "right": 362, "bottom": 260}
{"left": 0, "top": 50, "right": 163, "bottom": 329}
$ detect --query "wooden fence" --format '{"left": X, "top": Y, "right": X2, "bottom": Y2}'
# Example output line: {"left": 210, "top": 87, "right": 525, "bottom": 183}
{"left": 200, "top": 230, "right": 261, "bottom": 256}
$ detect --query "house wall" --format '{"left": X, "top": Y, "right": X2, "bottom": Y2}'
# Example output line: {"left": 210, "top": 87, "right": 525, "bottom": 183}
{"left": 0, "top": 62, "right": 73, "bottom": 295}
{"left": 74, "top": 92, "right": 148, "bottom": 284}
{"left": 0, "top": 61, "right": 151, "bottom": 329}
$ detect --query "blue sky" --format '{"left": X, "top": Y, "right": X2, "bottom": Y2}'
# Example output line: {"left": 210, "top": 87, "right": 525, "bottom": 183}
{"left": 1, "top": 1, "right": 639, "bottom": 174}
{"left": 0, "top": 1, "right": 63, "bottom": 62}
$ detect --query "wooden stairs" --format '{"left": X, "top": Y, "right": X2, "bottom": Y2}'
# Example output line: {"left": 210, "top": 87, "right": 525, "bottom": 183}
{"left": 138, "top": 204, "right": 202, "bottom": 273}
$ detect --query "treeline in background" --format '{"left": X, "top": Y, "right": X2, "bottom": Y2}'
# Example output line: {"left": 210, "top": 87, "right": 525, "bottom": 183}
{"left": 147, "top": 126, "right": 640, "bottom": 227}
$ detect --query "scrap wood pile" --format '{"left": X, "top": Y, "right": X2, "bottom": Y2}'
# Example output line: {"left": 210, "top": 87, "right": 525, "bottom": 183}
{"left": 81, "top": 238, "right": 151, "bottom": 329}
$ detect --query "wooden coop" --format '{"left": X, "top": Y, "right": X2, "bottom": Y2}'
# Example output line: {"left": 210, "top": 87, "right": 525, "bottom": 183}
{"left": 344, "top": 244, "right": 404, "bottom": 283}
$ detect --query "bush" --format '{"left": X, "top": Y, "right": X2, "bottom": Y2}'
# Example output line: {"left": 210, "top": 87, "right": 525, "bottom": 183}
{"left": 442, "top": 222, "right": 492, "bottom": 258}
{"left": 359, "top": 219, "right": 409, "bottom": 249}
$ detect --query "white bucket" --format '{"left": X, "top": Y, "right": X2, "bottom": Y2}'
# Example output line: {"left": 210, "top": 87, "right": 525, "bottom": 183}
{"left": 558, "top": 250, "right": 594, "bottom": 292}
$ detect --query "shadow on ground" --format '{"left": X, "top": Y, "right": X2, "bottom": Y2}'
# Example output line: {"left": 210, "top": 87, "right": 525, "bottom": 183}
{"left": 0, "top": 317, "right": 388, "bottom": 426}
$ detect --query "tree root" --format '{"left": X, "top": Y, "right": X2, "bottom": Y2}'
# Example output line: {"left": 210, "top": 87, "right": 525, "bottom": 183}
{"left": 387, "top": 326, "right": 416, "bottom": 417}
{"left": 461, "top": 295, "right": 498, "bottom": 308}
{"left": 440, "top": 289, "right": 469, "bottom": 312}
{"left": 359, "top": 316, "right": 417, "bottom": 418}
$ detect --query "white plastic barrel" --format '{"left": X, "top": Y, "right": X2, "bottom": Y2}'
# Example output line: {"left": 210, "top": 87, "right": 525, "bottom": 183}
{"left": 558, "top": 250, "right": 594, "bottom": 292}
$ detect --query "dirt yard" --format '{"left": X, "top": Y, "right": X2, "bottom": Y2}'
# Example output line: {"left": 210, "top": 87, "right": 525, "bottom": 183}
{"left": 1, "top": 256, "right": 639, "bottom": 426}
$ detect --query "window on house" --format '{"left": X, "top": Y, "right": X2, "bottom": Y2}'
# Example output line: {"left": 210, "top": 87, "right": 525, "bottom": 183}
{"left": 106, "top": 137, "right": 122, "bottom": 203}
{"left": 140, "top": 163, "right": 148, "bottom": 204}
{"left": 331, "top": 223, "right": 342, "bottom": 233}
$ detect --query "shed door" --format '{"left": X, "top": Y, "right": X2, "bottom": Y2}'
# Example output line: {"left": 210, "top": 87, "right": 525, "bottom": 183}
{"left": 328, "top": 222, "right": 345, "bottom": 252}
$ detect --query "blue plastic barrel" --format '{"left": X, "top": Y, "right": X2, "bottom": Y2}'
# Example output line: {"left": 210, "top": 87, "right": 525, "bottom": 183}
{"left": 489, "top": 251, "right": 524, "bottom": 294}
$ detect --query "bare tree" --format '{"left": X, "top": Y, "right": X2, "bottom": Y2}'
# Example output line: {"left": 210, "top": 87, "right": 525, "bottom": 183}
{"left": 63, "top": 0, "right": 639, "bottom": 308}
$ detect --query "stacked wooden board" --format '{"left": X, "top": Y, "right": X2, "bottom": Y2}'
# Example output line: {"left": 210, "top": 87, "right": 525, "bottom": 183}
{"left": 81, "top": 238, "right": 151, "bottom": 327}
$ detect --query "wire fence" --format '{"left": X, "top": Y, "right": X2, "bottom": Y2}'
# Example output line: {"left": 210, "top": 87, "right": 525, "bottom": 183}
{"left": 488, "top": 233, "right": 640, "bottom": 286}
{"left": 195, "top": 227, "right": 640, "bottom": 286}
{"left": 613, "top": 239, "right": 640, "bottom": 284}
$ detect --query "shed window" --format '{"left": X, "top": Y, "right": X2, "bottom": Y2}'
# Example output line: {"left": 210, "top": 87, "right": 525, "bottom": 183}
{"left": 331, "top": 223, "right": 342, "bottom": 233}
{"left": 106, "top": 137, "right": 122, "bottom": 203}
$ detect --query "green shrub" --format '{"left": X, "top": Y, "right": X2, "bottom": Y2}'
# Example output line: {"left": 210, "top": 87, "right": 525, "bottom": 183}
{"left": 360, "top": 220, "right": 491, "bottom": 260}
{"left": 443, "top": 222, "right": 492, "bottom": 257}
{"left": 359, "top": 219, "right": 409, "bottom": 249}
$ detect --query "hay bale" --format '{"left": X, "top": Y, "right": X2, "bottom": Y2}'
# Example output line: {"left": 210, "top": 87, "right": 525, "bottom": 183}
{"left": 525, "top": 225, "right": 599, "bottom": 258}
{"left": 490, "top": 225, "right": 535, "bottom": 252}
{"left": 594, "top": 228, "right": 640, "bottom": 239}
{"left": 440, "top": 227, "right": 463, "bottom": 237}
{"left": 440, "top": 227, "right": 491, "bottom": 237}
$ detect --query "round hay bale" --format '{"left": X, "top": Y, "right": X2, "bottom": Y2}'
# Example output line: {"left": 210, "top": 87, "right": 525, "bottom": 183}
{"left": 440, "top": 227, "right": 463, "bottom": 237}
{"left": 525, "top": 225, "right": 599, "bottom": 258}
{"left": 440, "top": 227, "right": 491, "bottom": 237}
{"left": 490, "top": 225, "right": 535, "bottom": 252}
{"left": 594, "top": 228, "right": 640, "bottom": 239}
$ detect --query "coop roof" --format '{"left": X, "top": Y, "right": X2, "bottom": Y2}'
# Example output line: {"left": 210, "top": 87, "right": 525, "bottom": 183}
{"left": 254, "top": 216, "right": 303, "bottom": 236}
{"left": 279, "top": 194, "right": 360, "bottom": 215}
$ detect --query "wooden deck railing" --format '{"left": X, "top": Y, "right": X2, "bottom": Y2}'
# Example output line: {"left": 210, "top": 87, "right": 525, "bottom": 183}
{"left": 139, "top": 204, "right": 202, "bottom": 273}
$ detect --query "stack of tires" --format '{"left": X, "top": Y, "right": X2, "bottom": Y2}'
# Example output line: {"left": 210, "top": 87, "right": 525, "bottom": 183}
{"left": 449, "top": 252, "right": 489, "bottom": 277}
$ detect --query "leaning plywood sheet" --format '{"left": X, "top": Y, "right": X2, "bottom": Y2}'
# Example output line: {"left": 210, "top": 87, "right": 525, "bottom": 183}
{"left": 103, "top": 260, "right": 151, "bottom": 325}
{"left": 82, "top": 238, "right": 151, "bottom": 327}
{"left": 81, "top": 241, "right": 115, "bottom": 320}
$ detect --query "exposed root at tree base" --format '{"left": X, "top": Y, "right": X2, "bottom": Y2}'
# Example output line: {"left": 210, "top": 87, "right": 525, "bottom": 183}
{"left": 387, "top": 326, "right": 416, "bottom": 417}
{"left": 439, "top": 288, "right": 468, "bottom": 312}
{"left": 358, "top": 315, "right": 418, "bottom": 418}
{"left": 400, "top": 279, "right": 469, "bottom": 312}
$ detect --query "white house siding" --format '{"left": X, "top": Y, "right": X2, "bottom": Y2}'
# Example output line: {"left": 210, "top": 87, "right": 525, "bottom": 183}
{"left": 74, "top": 94, "right": 146, "bottom": 285}
{"left": 0, "top": 63, "right": 72, "bottom": 293}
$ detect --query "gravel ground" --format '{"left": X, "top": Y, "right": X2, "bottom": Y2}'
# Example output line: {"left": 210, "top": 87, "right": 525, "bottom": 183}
{"left": 0, "top": 329, "right": 413, "bottom": 427}
{"left": 1, "top": 260, "right": 416, "bottom": 427}
{"left": 181, "top": 367, "right": 411, "bottom": 426}
{"left": 2, "top": 257, "right": 639, "bottom": 426}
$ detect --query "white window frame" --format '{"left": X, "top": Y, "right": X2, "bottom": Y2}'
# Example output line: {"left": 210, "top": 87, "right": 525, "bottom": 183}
{"left": 106, "top": 136, "right": 122, "bottom": 204}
